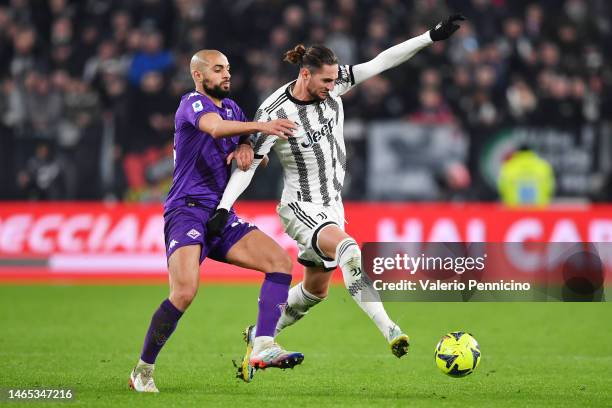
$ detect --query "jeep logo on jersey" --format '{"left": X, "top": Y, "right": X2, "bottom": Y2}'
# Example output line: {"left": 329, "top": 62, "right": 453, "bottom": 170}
{"left": 301, "top": 118, "right": 334, "bottom": 148}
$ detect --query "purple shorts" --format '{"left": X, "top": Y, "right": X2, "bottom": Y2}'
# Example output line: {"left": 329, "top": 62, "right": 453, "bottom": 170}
{"left": 164, "top": 203, "right": 257, "bottom": 265}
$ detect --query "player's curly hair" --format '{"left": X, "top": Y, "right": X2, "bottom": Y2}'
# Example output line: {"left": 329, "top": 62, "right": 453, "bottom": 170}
{"left": 283, "top": 44, "right": 338, "bottom": 70}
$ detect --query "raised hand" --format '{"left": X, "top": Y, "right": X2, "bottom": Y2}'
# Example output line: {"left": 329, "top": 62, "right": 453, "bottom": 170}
{"left": 206, "top": 208, "right": 230, "bottom": 237}
{"left": 429, "top": 14, "right": 466, "bottom": 42}
{"left": 259, "top": 119, "right": 297, "bottom": 140}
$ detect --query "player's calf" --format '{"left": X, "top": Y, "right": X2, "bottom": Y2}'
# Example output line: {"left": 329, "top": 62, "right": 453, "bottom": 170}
{"left": 130, "top": 299, "right": 184, "bottom": 392}
{"left": 254, "top": 272, "right": 292, "bottom": 346}
{"left": 275, "top": 281, "right": 325, "bottom": 335}
{"left": 334, "top": 237, "right": 408, "bottom": 354}
{"left": 130, "top": 247, "right": 198, "bottom": 392}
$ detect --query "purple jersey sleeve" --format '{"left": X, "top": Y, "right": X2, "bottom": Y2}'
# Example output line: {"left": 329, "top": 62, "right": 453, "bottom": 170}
{"left": 185, "top": 95, "right": 218, "bottom": 129}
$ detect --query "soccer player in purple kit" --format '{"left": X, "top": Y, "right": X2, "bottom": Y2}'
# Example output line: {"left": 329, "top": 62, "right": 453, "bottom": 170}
{"left": 129, "top": 50, "right": 302, "bottom": 393}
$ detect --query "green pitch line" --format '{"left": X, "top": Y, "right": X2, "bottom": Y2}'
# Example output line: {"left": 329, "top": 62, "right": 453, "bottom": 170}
{"left": 0, "top": 285, "right": 610, "bottom": 407}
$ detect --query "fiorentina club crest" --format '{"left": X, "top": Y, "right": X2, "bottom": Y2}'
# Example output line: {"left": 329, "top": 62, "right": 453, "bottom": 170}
{"left": 226, "top": 108, "right": 233, "bottom": 118}
{"left": 186, "top": 229, "right": 201, "bottom": 239}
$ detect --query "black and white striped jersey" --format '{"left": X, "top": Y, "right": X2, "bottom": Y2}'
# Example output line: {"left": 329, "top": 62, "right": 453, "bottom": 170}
{"left": 251, "top": 64, "right": 356, "bottom": 206}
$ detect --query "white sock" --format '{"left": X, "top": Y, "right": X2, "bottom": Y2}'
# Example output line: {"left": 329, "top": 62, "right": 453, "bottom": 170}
{"left": 275, "top": 282, "right": 323, "bottom": 336}
{"left": 336, "top": 238, "right": 398, "bottom": 342}
{"left": 252, "top": 336, "right": 274, "bottom": 355}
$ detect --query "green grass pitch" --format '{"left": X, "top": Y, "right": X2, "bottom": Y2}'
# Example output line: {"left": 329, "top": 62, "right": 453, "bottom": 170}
{"left": 1, "top": 284, "right": 611, "bottom": 407}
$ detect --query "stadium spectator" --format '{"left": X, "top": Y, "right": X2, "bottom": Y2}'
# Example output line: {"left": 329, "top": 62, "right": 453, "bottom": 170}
{"left": 0, "top": 78, "right": 16, "bottom": 197}
{"left": 58, "top": 78, "right": 102, "bottom": 198}
{"left": 127, "top": 27, "right": 173, "bottom": 86}
{"left": 16, "top": 143, "right": 64, "bottom": 200}
{"left": 498, "top": 145, "right": 555, "bottom": 207}
{"left": 12, "top": 70, "right": 63, "bottom": 140}
{"left": 409, "top": 87, "right": 455, "bottom": 124}
{"left": 122, "top": 71, "right": 174, "bottom": 200}
{"left": 505, "top": 77, "right": 538, "bottom": 124}
{"left": 9, "top": 25, "right": 39, "bottom": 80}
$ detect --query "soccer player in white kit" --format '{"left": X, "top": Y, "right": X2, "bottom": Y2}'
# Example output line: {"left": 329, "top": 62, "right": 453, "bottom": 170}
{"left": 207, "top": 14, "right": 465, "bottom": 381}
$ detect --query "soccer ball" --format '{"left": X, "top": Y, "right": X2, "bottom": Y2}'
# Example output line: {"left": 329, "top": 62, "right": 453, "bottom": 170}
{"left": 434, "top": 331, "right": 481, "bottom": 377}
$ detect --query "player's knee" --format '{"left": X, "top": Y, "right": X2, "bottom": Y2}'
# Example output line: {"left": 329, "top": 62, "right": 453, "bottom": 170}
{"left": 262, "top": 250, "right": 293, "bottom": 274}
{"left": 170, "top": 286, "right": 198, "bottom": 310}
{"left": 266, "top": 251, "right": 293, "bottom": 274}
{"left": 335, "top": 237, "right": 360, "bottom": 262}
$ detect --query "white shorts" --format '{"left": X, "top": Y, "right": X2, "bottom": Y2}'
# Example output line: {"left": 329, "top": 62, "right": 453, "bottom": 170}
{"left": 277, "top": 201, "right": 345, "bottom": 271}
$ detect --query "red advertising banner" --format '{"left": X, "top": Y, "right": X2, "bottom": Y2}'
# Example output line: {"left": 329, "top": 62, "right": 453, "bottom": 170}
{"left": 0, "top": 202, "right": 610, "bottom": 282}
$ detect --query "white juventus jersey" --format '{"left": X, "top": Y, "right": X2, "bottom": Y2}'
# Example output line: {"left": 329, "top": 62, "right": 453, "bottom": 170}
{"left": 252, "top": 65, "right": 356, "bottom": 206}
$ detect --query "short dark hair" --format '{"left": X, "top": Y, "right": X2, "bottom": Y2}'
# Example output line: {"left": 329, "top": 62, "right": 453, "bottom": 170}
{"left": 283, "top": 44, "right": 338, "bottom": 71}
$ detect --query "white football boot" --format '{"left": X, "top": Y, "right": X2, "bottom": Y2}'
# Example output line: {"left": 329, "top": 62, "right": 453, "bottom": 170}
{"left": 249, "top": 340, "right": 304, "bottom": 370}
{"left": 129, "top": 361, "right": 159, "bottom": 393}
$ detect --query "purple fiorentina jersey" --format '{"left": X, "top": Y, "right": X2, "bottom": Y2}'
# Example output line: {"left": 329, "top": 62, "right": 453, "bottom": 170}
{"left": 165, "top": 91, "right": 248, "bottom": 212}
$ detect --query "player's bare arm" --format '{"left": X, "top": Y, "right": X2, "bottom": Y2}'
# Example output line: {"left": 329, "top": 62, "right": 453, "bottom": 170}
{"left": 197, "top": 112, "right": 296, "bottom": 140}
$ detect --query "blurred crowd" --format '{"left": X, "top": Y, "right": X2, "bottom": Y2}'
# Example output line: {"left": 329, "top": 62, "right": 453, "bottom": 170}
{"left": 0, "top": 0, "right": 611, "bottom": 202}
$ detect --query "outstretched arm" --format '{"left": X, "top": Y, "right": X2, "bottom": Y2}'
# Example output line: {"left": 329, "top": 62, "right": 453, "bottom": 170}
{"left": 218, "top": 155, "right": 263, "bottom": 210}
{"left": 206, "top": 154, "right": 267, "bottom": 236}
{"left": 352, "top": 14, "right": 465, "bottom": 85}
{"left": 198, "top": 112, "right": 295, "bottom": 139}
{"left": 206, "top": 117, "right": 279, "bottom": 236}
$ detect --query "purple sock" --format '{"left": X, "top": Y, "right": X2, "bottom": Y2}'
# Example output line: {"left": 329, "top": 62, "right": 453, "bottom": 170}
{"left": 256, "top": 272, "right": 292, "bottom": 337}
{"left": 140, "top": 299, "right": 183, "bottom": 364}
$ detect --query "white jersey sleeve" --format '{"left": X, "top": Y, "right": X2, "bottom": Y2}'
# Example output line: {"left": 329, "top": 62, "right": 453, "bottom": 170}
{"left": 352, "top": 31, "right": 433, "bottom": 85}
{"left": 217, "top": 108, "right": 277, "bottom": 210}
{"left": 251, "top": 109, "right": 278, "bottom": 159}
{"left": 333, "top": 64, "right": 356, "bottom": 96}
